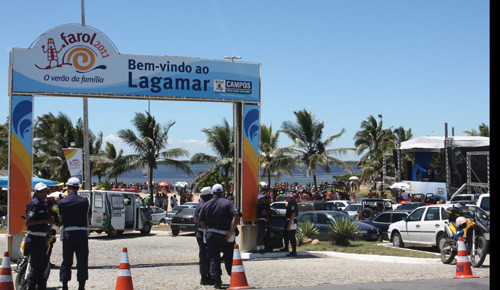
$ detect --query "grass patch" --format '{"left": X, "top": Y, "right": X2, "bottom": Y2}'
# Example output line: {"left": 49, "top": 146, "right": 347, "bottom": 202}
{"left": 297, "top": 240, "right": 439, "bottom": 259}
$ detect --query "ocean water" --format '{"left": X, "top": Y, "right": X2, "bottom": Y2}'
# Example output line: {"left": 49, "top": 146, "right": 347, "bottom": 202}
{"left": 95, "top": 164, "right": 360, "bottom": 185}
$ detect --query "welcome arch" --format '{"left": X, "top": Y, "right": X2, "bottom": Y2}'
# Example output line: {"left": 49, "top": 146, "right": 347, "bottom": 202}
{"left": 8, "top": 24, "right": 261, "bottom": 257}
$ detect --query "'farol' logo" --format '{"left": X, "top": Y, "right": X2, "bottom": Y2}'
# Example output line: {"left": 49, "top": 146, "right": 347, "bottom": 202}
{"left": 214, "top": 79, "right": 252, "bottom": 94}
{"left": 35, "top": 32, "right": 109, "bottom": 73}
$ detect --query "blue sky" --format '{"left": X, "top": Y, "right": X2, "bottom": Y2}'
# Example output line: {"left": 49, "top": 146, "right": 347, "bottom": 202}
{"left": 0, "top": 1, "right": 489, "bottom": 161}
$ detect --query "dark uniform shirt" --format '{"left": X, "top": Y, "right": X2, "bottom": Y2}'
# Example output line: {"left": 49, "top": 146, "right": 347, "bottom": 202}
{"left": 256, "top": 201, "right": 271, "bottom": 220}
{"left": 26, "top": 196, "right": 50, "bottom": 233}
{"left": 199, "top": 195, "right": 239, "bottom": 231}
{"left": 194, "top": 198, "right": 206, "bottom": 228}
{"left": 285, "top": 199, "right": 298, "bottom": 224}
{"left": 58, "top": 191, "right": 89, "bottom": 228}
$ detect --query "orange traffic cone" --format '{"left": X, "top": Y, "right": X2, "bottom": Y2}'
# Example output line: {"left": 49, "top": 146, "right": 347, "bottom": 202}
{"left": 454, "top": 237, "right": 478, "bottom": 279}
{"left": 0, "top": 251, "right": 14, "bottom": 290}
{"left": 228, "top": 244, "right": 251, "bottom": 289}
{"left": 115, "top": 248, "right": 134, "bottom": 290}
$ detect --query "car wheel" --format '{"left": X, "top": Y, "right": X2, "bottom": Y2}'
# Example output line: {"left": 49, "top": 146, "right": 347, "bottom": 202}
{"left": 436, "top": 233, "right": 447, "bottom": 252}
{"left": 392, "top": 232, "right": 404, "bottom": 248}
{"left": 159, "top": 219, "right": 166, "bottom": 225}
{"left": 171, "top": 226, "right": 180, "bottom": 236}
{"left": 360, "top": 208, "right": 374, "bottom": 220}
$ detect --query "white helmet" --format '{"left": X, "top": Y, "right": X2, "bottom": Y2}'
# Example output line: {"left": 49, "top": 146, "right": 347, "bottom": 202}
{"left": 456, "top": 216, "right": 466, "bottom": 228}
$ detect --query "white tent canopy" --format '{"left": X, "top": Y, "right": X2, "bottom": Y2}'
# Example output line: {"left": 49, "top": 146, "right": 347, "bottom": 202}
{"left": 399, "top": 136, "right": 489, "bottom": 151}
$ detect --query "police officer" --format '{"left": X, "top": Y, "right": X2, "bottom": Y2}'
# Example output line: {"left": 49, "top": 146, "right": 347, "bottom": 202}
{"left": 25, "top": 182, "right": 54, "bottom": 290}
{"left": 256, "top": 193, "right": 271, "bottom": 254}
{"left": 58, "top": 177, "right": 89, "bottom": 290}
{"left": 280, "top": 192, "right": 298, "bottom": 257}
{"left": 198, "top": 184, "right": 240, "bottom": 289}
{"left": 194, "top": 187, "right": 214, "bottom": 285}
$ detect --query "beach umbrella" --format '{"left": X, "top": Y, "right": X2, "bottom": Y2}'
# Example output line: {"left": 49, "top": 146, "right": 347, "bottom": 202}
{"left": 348, "top": 176, "right": 359, "bottom": 181}
{"left": 175, "top": 181, "right": 188, "bottom": 188}
{"left": 259, "top": 181, "right": 268, "bottom": 187}
{"left": 159, "top": 182, "right": 169, "bottom": 186}
{"left": 0, "top": 176, "right": 60, "bottom": 188}
{"left": 48, "top": 191, "right": 64, "bottom": 200}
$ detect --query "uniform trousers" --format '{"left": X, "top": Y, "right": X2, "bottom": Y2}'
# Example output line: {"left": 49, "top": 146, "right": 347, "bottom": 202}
{"left": 60, "top": 231, "right": 89, "bottom": 282}
{"left": 206, "top": 232, "right": 234, "bottom": 281}
{"left": 26, "top": 235, "right": 47, "bottom": 287}
{"left": 196, "top": 233, "right": 210, "bottom": 276}
{"left": 282, "top": 228, "right": 297, "bottom": 252}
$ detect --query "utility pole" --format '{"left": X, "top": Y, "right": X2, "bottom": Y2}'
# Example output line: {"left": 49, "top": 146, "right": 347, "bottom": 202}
{"left": 82, "top": 0, "right": 91, "bottom": 189}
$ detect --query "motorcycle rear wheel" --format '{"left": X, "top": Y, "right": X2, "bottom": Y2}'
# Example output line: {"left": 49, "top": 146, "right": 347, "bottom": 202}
{"left": 15, "top": 259, "right": 28, "bottom": 290}
{"left": 469, "top": 235, "right": 488, "bottom": 267}
{"left": 440, "top": 238, "right": 456, "bottom": 264}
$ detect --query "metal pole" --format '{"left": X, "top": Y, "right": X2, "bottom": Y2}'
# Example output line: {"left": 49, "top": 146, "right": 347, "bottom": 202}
{"left": 81, "top": 0, "right": 91, "bottom": 189}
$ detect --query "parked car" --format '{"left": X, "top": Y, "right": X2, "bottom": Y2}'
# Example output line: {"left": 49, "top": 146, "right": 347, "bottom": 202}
{"left": 270, "top": 201, "right": 288, "bottom": 216}
{"left": 359, "top": 210, "right": 409, "bottom": 241}
{"left": 166, "top": 204, "right": 197, "bottom": 224}
{"left": 297, "top": 211, "right": 379, "bottom": 241}
{"left": 148, "top": 206, "right": 167, "bottom": 225}
{"left": 343, "top": 203, "right": 362, "bottom": 219}
{"left": 297, "top": 201, "right": 339, "bottom": 212}
{"left": 359, "top": 198, "right": 394, "bottom": 220}
{"left": 388, "top": 204, "right": 450, "bottom": 251}
{"left": 448, "top": 194, "right": 476, "bottom": 206}
{"left": 170, "top": 208, "right": 197, "bottom": 235}
{"left": 396, "top": 202, "right": 427, "bottom": 212}
{"left": 326, "top": 200, "right": 352, "bottom": 211}
{"left": 476, "top": 193, "right": 490, "bottom": 216}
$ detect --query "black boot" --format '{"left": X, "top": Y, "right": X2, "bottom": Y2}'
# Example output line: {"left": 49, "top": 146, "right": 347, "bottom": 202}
{"left": 201, "top": 275, "right": 215, "bottom": 285}
{"left": 62, "top": 281, "right": 69, "bottom": 290}
{"left": 213, "top": 279, "right": 223, "bottom": 289}
{"left": 78, "top": 281, "right": 86, "bottom": 290}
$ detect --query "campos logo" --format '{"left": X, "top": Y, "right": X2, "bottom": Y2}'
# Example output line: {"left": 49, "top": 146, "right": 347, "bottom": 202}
{"left": 35, "top": 32, "right": 110, "bottom": 73}
{"left": 214, "top": 79, "right": 252, "bottom": 94}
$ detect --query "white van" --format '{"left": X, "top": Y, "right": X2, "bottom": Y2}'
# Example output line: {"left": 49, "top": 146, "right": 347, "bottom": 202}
{"left": 78, "top": 190, "right": 153, "bottom": 237}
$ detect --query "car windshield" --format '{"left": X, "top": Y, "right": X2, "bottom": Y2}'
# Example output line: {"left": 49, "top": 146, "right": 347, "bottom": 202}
{"left": 172, "top": 205, "right": 187, "bottom": 211}
{"left": 326, "top": 211, "right": 352, "bottom": 220}
{"left": 345, "top": 205, "right": 361, "bottom": 211}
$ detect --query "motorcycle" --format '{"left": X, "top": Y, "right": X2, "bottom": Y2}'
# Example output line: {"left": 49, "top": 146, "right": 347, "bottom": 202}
{"left": 15, "top": 223, "right": 56, "bottom": 290}
{"left": 440, "top": 206, "right": 489, "bottom": 267}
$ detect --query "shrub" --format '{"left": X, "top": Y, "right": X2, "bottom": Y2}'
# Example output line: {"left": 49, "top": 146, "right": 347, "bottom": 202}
{"left": 328, "top": 217, "right": 360, "bottom": 246}
{"left": 297, "top": 220, "right": 319, "bottom": 245}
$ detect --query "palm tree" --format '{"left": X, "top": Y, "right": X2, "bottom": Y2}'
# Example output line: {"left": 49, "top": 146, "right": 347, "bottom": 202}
{"left": 118, "top": 111, "right": 192, "bottom": 198}
{"left": 190, "top": 118, "right": 234, "bottom": 191}
{"left": 393, "top": 126, "right": 413, "bottom": 148}
{"left": 463, "top": 123, "right": 489, "bottom": 137}
{"left": 259, "top": 124, "right": 298, "bottom": 186}
{"left": 354, "top": 115, "right": 395, "bottom": 179}
{"left": 33, "top": 112, "right": 103, "bottom": 182}
{"left": 280, "top": 109, "right": 354, "bottom": 188}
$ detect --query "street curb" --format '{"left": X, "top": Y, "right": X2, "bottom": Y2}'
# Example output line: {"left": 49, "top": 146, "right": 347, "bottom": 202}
{"left": 241, "top": 251, "right": 441, "bottom": 264}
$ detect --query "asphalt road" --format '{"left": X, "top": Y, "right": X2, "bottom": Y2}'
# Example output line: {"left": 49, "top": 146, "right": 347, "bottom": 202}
{"left": 264, "top": 278, "right": 490, "bottom": 290}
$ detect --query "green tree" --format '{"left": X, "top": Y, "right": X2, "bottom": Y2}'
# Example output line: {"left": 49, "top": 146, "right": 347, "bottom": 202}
{"left": 259, "top": 124, "right": 298, "bottom": 186}
{"left": 118, "top": 111, "right": 192, "bottom": 198}
{"left": 0, "top": 122, "right": 9, "bottom": 169}
{"left": 281, "top": 109, "right": 354, "bottom": 188}
{"left": 463, "top": 123, "right": 489, "bottom": 137}
{"left": 354, "top": 115, "right": 395, "bottom": 179}
{"left": 33, "top": 112, "right": 102, "bottom": 182}
{"left": 190, "top": 118, "right": 234, "bottom": 192}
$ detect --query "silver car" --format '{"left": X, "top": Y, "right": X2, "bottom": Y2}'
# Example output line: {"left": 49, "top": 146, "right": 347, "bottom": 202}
{"left": 148, "top": 206, "right": 167, "bottom": 225}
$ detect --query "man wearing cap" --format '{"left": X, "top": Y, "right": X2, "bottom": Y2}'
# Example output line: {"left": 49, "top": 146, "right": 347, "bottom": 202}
{"left": 58, "top": 177, "right": 89, "bottom": 290}
{"left": 198, "top": 184, "right": 240, "bottom": 289}
{"left": 25, "top": 182, "right": 54, "bottom": 290}
{"left": 280, "top": 192, "right": 298, "bottom": 257}
{"left": 194, "top": 187, "right": 214, "bottom": 286}
{"left": 256, "top": 192, "right": 271, "bottom": 254}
